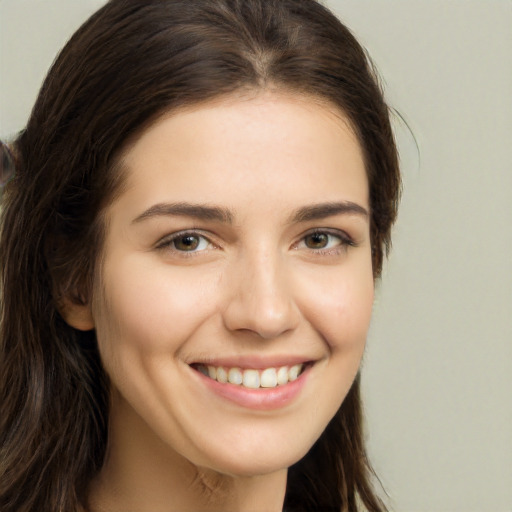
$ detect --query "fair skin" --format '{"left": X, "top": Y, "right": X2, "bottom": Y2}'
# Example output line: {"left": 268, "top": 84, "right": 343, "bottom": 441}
{"left": 66, "top": 91, "right": 374, "bottom": 512}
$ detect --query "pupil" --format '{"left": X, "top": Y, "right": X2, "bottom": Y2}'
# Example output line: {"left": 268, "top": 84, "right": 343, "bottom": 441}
{"left": 176, "top": 235, "right": 199, "bottom": 251}
{"left": 307, "top": 233, "right": 328, "bottom": 248}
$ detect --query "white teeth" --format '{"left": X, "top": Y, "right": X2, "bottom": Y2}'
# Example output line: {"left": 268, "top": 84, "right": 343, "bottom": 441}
{"left": 242, "top": 369, "right": 260, "bottom": 389}
{"left": 277, "top": 366, "right": 289, "bottom": 386}
{"left": 288, "top": 364, "right": 302, "bottom": 381}
{"left": 260, "top": 368, "right": 278, "bottom": 388}
{"left": 216, "top": 366, "right": 228, "bottom": 383}
{"left": 228, "top": 367, "right": 243, "bottom": 385}
{"left": 196, "top": 363, "right": 306, "bottom": 388}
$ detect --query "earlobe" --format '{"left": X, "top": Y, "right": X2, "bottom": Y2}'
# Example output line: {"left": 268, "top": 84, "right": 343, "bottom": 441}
{"left": 59, "top": 299, "right": 95, "bottom": 331}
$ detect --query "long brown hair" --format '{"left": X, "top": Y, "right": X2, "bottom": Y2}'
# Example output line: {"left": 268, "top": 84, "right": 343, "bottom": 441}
{"left": 0, "top": 1, "right": 400, "bottom": 510}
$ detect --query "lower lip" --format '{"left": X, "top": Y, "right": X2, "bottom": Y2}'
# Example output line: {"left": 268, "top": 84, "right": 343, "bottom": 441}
{"left": 191, "top": 366, "right": 311, "bottom": 411}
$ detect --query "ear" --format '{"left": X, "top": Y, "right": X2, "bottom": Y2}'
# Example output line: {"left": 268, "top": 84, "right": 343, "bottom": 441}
{"left": 59, "top": 296, "right": 95, "bottom": 331}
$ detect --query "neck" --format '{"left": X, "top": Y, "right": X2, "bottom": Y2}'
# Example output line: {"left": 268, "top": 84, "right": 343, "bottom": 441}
{"left": 87, "top": 391, "right": 287, "bottom": 512}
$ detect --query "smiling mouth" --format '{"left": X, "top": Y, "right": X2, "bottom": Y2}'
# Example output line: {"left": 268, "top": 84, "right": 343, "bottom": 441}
{"left": 191, "top": 363, "right": 310, "bottom": 389}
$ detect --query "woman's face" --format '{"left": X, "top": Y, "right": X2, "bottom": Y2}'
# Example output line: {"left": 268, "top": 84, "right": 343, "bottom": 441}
{"left": 90, "top": 91, "right": 373, "bottom": 477}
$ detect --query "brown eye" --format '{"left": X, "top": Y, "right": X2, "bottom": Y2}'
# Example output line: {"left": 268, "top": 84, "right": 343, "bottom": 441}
{"left": 173, "top": 235, "right": 202, "bottom": 251}
{"left": 304, "top": 232, "right": 330, "bottom": 249}
{"left": 157, "top": 232, "right": 213, "bottom": 254}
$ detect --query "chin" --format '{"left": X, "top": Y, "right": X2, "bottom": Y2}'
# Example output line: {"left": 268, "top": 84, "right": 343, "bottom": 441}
{"left": 190, "top": 430, "right": 318, "bottom": 479}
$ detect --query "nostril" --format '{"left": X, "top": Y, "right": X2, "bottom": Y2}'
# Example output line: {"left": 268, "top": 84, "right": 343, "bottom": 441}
{"left": 221, "top": 261, "right": 301, "bottom": 338}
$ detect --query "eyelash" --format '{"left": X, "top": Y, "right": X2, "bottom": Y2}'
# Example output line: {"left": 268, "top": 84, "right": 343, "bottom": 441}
{"left": 155, "top": 229, "right": 355, "bottom": 257}
{"left": 155, "top": 230, "right": 216, "bottom": 256}
{"left": 294, "top": 229, "right": 356, "bottom": 256}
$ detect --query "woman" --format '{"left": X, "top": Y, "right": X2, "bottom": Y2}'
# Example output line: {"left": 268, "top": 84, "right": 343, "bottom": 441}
{"left": 0, "top": 1, "right": 400, "bottom": 511}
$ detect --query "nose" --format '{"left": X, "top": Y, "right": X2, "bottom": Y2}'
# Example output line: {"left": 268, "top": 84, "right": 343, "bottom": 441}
{"left": 221, "top": 248, "right": 300, "bottom": 339}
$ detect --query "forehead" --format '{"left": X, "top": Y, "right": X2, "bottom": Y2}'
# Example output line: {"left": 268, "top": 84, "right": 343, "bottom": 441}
{"left": 111, "top": 91, "right": 368, "bottom": 222}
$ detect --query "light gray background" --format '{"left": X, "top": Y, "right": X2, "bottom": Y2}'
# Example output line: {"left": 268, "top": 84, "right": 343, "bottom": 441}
{"left": 1, "top": 1, "right": 511, "bottom": 511}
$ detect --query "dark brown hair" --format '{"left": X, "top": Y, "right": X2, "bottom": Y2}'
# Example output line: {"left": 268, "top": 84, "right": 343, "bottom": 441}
{"left": 0, "top": 1, "right": 400, "bottom": 510}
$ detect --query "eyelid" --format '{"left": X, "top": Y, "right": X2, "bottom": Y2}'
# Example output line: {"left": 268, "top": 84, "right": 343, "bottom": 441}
{"left": 155, "top": 229, "right": 217, "bottom": 253}
{"left": 155, "top": 227, "right": 356, "bottom": 254}
{"left": 293, "top": 228, "right": 356, "bottom": 251}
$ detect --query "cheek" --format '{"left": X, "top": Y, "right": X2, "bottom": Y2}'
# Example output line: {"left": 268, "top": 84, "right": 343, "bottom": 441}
{"left": 329, "top": 279, "right": 374, "bottom": 348}
{"left": 92, "top": 257, "right": 220, "bottom": 359}
{"left": 296, "top": 259, "right": 374, "bottom": 353}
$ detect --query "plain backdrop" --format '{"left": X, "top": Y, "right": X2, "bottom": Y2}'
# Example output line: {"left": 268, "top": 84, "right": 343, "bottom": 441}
{"left": 1, "top": 1, "right": 511, "bottom": 511}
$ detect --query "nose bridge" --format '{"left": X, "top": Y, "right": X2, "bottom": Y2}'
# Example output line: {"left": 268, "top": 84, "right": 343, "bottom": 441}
{"left": 222, "top": 242, "right": 299, "bottom": 339}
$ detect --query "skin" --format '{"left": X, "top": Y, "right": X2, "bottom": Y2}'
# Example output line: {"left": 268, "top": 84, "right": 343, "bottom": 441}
{"left": 66, "top": 91, "right": 374, "bottom": 512}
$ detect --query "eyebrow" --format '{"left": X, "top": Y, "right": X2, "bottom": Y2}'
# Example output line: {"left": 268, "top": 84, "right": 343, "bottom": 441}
{"left": 132, "top": 200, "right": 368, "bottom": 225}
{"left": 290, "top": 201, "right": 369, "bottom": 223}
{"left": 132, "top": 202, "right": 234, "bottom": 224}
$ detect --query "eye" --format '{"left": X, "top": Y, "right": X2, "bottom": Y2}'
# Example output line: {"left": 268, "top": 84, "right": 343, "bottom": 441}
{"left": 296, "top": 230, "right": 353, "bottom": 253}
{"left": 157, "top": 231, "right": 213, "bottom": 253}
{"left": 304, "top": 232, "right": 336, "bottom": 249}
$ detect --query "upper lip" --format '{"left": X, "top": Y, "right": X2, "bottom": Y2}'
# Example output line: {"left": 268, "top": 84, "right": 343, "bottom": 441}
{"left": 188, "top": 355, "right": 317, "bottom": 370}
